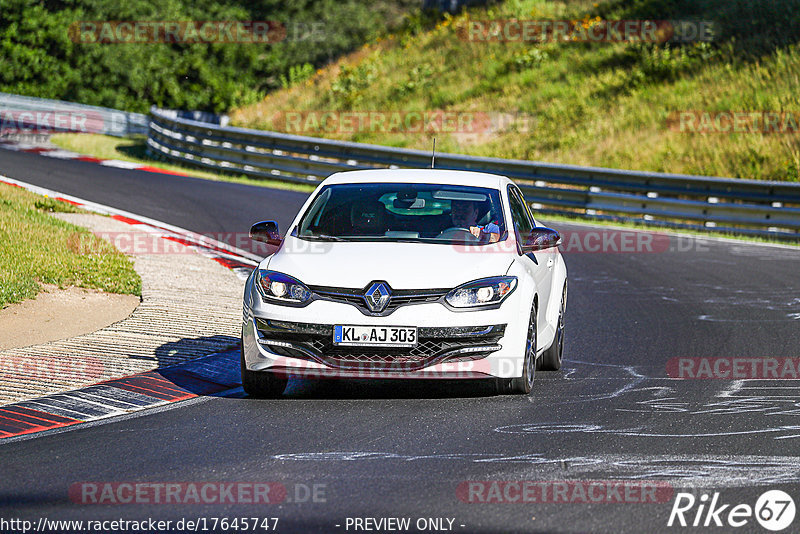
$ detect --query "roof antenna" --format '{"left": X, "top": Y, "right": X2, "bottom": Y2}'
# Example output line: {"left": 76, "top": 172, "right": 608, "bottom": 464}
{"left": 431, "top": 138, "right": 436, "bottom": 169}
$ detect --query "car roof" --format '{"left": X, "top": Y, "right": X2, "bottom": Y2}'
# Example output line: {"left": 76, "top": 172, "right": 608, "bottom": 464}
{"left": 322, "top": 169, "right": 512, "bottom": 189}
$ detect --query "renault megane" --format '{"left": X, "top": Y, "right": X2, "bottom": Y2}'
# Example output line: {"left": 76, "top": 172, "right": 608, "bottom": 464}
{"left": 241, "top": 169, "right": 567, "bottom": 396}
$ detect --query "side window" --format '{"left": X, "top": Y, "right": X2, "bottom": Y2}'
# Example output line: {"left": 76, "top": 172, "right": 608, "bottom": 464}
{"left": 507, "top": 186, "right": 533, "bottom": 239}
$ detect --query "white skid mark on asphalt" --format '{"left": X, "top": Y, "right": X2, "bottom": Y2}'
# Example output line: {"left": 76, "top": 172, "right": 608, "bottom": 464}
{"left": 269, "top": 452, "right": 800, "bottom": 486}
{"left": 494, "top": 422, "right": 800, "bottom": 439}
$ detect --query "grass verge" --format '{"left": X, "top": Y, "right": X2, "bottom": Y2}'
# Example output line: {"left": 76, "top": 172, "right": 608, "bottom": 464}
{"left": 49, "top": 134, "right": 316, "bottom": 193}
{"left": 0, "top": 183, "right": 142, "bottom": 308}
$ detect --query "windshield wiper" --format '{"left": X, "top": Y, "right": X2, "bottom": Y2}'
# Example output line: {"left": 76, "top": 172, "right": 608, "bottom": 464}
{"left": 302, "top": 234, "right": 345, "bottom": 241}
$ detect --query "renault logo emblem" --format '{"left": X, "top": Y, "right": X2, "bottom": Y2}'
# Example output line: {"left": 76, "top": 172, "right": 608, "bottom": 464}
{"left": 364, "top": 282, "right": 391, "bottom": 312}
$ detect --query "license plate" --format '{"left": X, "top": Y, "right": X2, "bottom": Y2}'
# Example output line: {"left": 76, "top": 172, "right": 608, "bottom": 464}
{"left": 333, "top": 325, "right": 417, "bottom": 347}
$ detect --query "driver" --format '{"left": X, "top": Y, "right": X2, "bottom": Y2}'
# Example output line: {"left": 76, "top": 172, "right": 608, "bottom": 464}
{"left": 449, "top": 200, "right": 500, "bottom": 243}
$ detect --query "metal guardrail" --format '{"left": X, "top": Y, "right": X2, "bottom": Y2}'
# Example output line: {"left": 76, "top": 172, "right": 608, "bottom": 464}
{"left": 0, "top": 92, "right": 149, "bottom": 137}
{"left": 147, "top": 107, "right": 800, "bottom": 239}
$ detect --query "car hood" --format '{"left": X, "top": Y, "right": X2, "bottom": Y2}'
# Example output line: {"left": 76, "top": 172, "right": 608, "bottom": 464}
{"left": 264, "top": 237, "right": 514, "bottom": 289}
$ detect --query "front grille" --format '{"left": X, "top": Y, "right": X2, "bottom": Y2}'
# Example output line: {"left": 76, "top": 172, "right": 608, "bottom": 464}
{"left": 256, "top": 320, "right": 504, "bottom": 371}
{"left": 308, "top": 338, "right": 492, "bottom": 368}
{"left": 309, "top": 285, "right": 447, "bottom": 316}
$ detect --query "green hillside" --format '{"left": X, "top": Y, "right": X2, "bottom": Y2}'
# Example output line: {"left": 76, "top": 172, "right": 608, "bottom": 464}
{"left": 231, "top": 0, "right": 800, "bottom": 181}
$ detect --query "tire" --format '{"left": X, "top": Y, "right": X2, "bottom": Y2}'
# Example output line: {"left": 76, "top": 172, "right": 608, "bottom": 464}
{"left": 240, "top": 345, "right": 288, "bottom": 398}
{"left": 540, "top": 285, "right": 566, "bottom": 371}
{"left": 498, "top": 302, "right": 537, "bottom": 395}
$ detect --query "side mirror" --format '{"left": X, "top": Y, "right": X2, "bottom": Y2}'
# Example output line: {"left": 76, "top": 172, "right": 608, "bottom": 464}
{"left": 522, "top": 227, "right": 561, "bottom": 252}
{"left": 249, "top": 221, "right": 281, "bottom": 246}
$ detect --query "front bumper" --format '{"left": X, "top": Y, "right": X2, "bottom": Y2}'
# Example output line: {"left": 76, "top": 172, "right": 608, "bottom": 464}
{"left": 242, "top": 296, "right": 528, "bottom": 379}
{"left": 261, "top": 317, "right": 503, "bottom": 368}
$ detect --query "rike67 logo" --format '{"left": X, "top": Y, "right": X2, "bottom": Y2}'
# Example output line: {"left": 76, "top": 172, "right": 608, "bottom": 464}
{"left": 668, "top": 490, "right": 796, "bottom": 531}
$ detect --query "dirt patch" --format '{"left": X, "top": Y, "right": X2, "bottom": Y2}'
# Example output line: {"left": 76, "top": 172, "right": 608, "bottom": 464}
{"left": 0, "top": 284, "right": 140, "bottom": 350}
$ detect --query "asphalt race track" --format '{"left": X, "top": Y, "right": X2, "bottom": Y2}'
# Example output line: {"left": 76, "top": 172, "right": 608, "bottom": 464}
{"left": 2, "top": 147, "right": 800, "bottom": 533}
{"left": 0, "top": 149, "right": 305, "bottom": 251}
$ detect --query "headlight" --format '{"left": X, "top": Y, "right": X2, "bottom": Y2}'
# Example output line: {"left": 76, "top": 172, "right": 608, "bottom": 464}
{"left": 254, "top": 270, "right": 312, "bottom": 304}
{"left": 445, "top": 276, "right": 518, "bottom": 308}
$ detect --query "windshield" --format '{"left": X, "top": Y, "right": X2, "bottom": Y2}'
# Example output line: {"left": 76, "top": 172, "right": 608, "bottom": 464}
{"left": 295, "top": 182, "right": 507, "bottom": 244}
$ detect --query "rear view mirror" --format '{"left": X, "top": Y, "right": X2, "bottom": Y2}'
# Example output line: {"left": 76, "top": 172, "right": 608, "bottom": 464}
{"left": 393, "top": 198, "right": 425, "bottom": 209}
{"left": 522, "top": 227, "right": 561, "bottom": 252}
{"left": 249, "top": 221, "right": 281, "bottom": 246}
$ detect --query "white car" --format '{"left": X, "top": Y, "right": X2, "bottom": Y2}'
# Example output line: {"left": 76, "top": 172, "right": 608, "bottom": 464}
{"left": 241, "top": 169, "right": 567, "bottom": 396}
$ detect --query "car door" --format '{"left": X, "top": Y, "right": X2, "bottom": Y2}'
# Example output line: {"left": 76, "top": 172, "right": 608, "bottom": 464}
{"left": 507, "top": 185, "right": 554, "bottom": 346}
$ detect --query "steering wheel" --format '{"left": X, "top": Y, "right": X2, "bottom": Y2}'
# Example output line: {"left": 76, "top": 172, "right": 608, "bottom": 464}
{"left": 437, "top": 227, "right": 479, "bottom": 242}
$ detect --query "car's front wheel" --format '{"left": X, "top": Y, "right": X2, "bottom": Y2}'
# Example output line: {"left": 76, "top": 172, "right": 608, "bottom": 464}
{"left": 240, "top": 345, "right": 288, "bottom": 398}
{"left": 499, "top": 302, "right": 536, "bottom": 395}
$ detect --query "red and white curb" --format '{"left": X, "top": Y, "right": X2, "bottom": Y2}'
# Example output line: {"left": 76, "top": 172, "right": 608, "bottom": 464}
{"left": 0, "top": 349, "right": 241, "bottom": 440}
{"left": 0, "top": 138, "right": 192, "bottom": 177}
{"left": 0, "top": 174, "right": 260, "bottom": 280}
{"left": 0, "top": 174, "right": 264, "bottom": 440}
